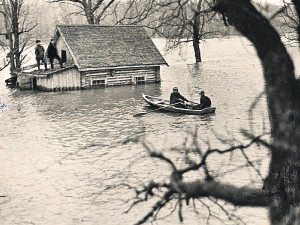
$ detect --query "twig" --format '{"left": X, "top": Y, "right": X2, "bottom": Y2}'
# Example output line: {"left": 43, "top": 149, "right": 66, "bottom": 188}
{"left": 134, "top": 190, "right": 175, "bottom": 225}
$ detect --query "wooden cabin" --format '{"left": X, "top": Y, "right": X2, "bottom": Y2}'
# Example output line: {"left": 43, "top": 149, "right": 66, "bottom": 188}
{"left": 18, "top": 25, "right": 168, "bottom": 91}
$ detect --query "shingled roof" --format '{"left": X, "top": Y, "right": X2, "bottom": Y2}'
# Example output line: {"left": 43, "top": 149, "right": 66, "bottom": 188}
{"left": 55, "top": 25, "right": 168, "bottom": 70}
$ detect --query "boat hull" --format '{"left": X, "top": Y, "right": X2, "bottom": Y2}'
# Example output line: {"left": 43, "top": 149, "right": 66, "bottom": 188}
{"left": 142, "top": 94, "right": 216, "bottom": 115}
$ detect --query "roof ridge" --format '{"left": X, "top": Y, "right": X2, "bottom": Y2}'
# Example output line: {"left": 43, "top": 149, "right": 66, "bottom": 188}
{"left": 56, "top": 24, "right": 144, "bottom": 28}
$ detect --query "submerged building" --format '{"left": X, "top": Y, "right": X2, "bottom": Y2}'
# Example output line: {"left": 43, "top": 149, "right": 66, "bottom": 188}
{"left": 18, "top": 25, "right": 168, "bottom": 91}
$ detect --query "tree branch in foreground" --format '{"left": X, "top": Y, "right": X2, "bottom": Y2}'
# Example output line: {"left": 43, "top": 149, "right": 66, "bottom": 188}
{"left": 126, "top": 132, "right": 271, "bottom": 224}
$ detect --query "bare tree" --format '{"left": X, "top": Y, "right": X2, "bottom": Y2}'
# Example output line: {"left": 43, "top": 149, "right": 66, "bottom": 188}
{"left": 0, "top": 0, "right": 36, "bottom": 74}
{"left": 112, "top": 0, "right": 156, "bottom": 26}
{"left": 145, "top": 0, "right": 223, "bottom": 62}
{"left": 48, "top": 0, "right": 157, "bottom": 27}
{"left": 277, "top": 1, "right": 299, "bottom": 45}
{"left": 49, "top": 0, "right": 116, "bottom": 24}
{"left": 126, "top": 0, "right": 300, "bottom": 224}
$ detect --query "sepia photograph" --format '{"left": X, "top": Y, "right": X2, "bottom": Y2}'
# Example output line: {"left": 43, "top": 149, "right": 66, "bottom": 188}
{"left": 0, "top": 0, "right": 299, "bottom": 224}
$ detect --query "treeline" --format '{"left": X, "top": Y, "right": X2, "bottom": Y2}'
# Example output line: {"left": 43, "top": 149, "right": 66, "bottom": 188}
{"left": 2, "top": 0, "right": 238, "bottom": 40}
{"left": 0, "top": 0, "right": 289, "bottom": 42}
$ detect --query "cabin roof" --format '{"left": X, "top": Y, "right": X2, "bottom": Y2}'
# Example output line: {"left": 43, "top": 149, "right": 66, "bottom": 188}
{"left": 55, "top": 25, "right": 168, "bottom": 70}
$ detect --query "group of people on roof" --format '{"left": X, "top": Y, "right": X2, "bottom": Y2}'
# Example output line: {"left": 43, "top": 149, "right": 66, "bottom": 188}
{"left": 170, "top": 87, "right": 211, "bottom": 110}
{"left": 35, "top": 38, "right": 64, "bottom": 71}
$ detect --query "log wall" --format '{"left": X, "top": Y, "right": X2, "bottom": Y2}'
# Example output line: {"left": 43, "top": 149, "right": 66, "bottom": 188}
{"left": 81, "top": 66, "right": 160, "bottom": 88}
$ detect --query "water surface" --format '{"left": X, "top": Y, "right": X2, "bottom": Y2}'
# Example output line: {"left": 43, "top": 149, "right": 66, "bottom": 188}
{"left": 1, "top": 37, "right": 299, "bottom": 225}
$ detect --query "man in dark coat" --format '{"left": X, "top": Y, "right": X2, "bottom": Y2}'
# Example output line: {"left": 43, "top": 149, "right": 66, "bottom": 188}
{"left": 46, "top": 38, "right": 63, "bottom": 70}
{"left": 35, "top": 40, "right": 48, "bottom": 71}
{"left": 194, "top": 91, "right": 211, "bottom": 110}
{"left": 170, "top": 87, "right": 188, "bottom": 107}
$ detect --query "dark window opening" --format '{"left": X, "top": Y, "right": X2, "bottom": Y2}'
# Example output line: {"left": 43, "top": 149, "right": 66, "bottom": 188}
{"left": 92, "top": 79, "right": 105, "bottom": 86}
{"left": 61, "top": 50, "right": 67, "bottom": 63}
{"left": 135, "top": 76, "right": 145, "bottom": 84}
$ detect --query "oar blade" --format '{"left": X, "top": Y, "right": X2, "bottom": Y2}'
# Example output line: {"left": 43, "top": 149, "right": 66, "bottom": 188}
{"left": 133, "top": 112, "right": 148, "bottom": 117}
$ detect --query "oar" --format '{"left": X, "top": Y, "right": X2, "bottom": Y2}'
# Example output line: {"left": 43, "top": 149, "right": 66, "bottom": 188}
{"left": 133, "top": 102, "right": 181, "bottom": 117}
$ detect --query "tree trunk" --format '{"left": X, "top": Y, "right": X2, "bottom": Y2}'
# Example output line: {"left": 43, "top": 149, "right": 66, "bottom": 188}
{"left": 3, "top": 0, "right": 15, "bottom": 74}
{"left": 8, "top": 33, "right": 15, "bottom": 75}
{"left": 213, "top": 0, "right": 300, "bottom": 224}
{"left": 86, "top": 12, "right": 95, "bottom": 24}
{"left": 12, "top": 0, "right": 21, "bottom": 69}
{"left": 193, "top": 0, "right": 202, "bottom": 62}
{"left": 82, "top": 1, "right": 95, "bottom": 24}
{"left": 192, "top": 23, "right": 201, "bottom": 62}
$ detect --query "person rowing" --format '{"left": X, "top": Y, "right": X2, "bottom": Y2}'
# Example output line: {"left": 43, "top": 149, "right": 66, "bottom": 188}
{"left": 170, "top": 87, "right": 189, "bottom": 108}
{"left": 193, "top": 91, "right": 211, "bottom": 110}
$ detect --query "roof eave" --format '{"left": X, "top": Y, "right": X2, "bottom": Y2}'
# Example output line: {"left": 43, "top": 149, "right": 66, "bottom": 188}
{"left": 78, "top": 63, "right": 168, "bottom": 72}
{"left": 56, "top": 26, "right": 80, "bottom": 68}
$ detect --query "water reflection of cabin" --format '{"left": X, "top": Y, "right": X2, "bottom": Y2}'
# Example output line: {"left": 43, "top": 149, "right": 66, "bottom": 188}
{"left": 18, "top": 25, "right": 168, "bottom": 91}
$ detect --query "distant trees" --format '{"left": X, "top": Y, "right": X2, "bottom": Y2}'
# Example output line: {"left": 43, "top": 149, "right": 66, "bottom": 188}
{"left": 127, "top": 0, "right": 300, "bottom": 224}
{"left": 49, "top": 0, "right": 116, "bottom": 24}
{"left": 147, "top": 0, "right": 219, "bottom": 62}
{"left": 49, "top": 0, "right": 157, "bottom": 26}
{"left": 113, "top": 0, "right": 156, "bottom": 25}
{"left": 0, "top": 0, "right": 36, "bottom": 74}
{"left": 124, "top": 0, "right": 234, "bottom": 62}
{"left": 277, "top": 1, "right": 299, "bottom": 44}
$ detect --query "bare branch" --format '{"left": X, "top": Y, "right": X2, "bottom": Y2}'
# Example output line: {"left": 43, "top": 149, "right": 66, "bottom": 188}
{"left": 95, "top": 0, "right": 115, "bottom": 24}
{"left": 134, "top": 190, "right": 175, "bottom": 225}
{"left": 142, "top": 142, "right": 177, "bottom": 171}
{"left": 177, "top": 133, "right": 269, "bottom": 175}
{"left": 0, "top": 60, "right": 10, "bottom": 71}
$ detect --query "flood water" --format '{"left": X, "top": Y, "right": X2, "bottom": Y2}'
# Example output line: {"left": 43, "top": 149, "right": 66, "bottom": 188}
{"left": 0, "top": 37, "right": 299, "bottom": 225}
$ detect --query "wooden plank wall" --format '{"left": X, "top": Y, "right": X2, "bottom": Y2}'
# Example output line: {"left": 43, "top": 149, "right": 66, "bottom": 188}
{"left": 36, "top": 68, "right": 80, "bottom": 91}
{"left": 17, "top": 74, "right": 32, "bottom": 90}
{"left": 56, "top": 35, "right": 75, "bottom": 65}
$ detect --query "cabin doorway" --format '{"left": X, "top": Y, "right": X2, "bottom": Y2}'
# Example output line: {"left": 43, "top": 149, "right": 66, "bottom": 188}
{"left": 32, "top": 77, "right": 37, "bottom": 89}
{"left": 61, "top": 50, "right": 67, "bottom": 63}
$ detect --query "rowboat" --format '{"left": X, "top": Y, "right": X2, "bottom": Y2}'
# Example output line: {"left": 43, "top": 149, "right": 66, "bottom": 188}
{"left": 142, "top": 93, "right": 216, "bottom": 115}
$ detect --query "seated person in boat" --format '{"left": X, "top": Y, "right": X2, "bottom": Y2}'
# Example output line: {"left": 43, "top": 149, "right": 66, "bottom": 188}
{"left": 193, "top": 91, "right": 211, "bottom": 110}
{"left": 170, "top": 87, "right": 188, "bottom": 108}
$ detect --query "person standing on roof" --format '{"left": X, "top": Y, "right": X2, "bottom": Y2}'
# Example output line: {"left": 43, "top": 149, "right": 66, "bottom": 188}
{"left": 46, "top": 38, "right": 63, "bottom": 70}
{"left": 170, "top": 87, "right": 189, "bottom": 107}
{"left": 35, "top": 40, "right": 48, "bottom": 71}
